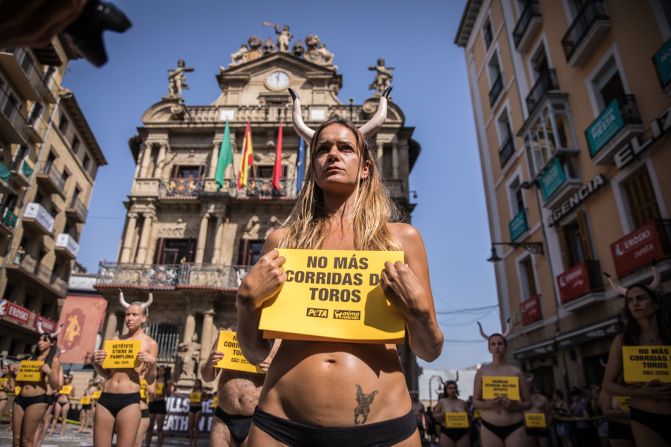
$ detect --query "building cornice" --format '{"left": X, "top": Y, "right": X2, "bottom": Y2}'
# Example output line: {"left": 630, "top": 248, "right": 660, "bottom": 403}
{"left": 60, "top": 91, "right": 108, "bottom": 165}
{"left": 454, "top": 0, "right": 484, "bottom": 47}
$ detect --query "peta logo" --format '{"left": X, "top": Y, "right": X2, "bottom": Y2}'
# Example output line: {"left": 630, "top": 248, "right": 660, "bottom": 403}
{"left": 306, "top": 307, "right": 328, "bottom": 318}
{"left": 333, "top": 310, "right": 361, "bottom": 320}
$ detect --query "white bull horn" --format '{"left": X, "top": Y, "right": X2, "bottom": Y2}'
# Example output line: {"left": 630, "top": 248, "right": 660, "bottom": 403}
{"left": 501, "top": 318, "right": 512, "bottom": 338}
{"left": 118, "top": 289, "right": 131, "bottom": 309}
{"left": 649, "top": 265, "right": 660, "bottom": 290}
{"left": 142, "top": 292, "right": 153, "bottom": 309}
{"left": 477, "top": 321, "right": 489, "bottom": 340}
{"left": 604, "top": 272, "right": 627, "bottom": 296}
{"left": 52, "top": 324, "right": 64, "bottom": 336}
{"left": 37, "top": 320, "right": 45, "bottom": 334}
{"left": 288, "top": 88, "right": 315, "bottom": 144}
{"left": 358, "top": 87, "right": 392, "bottom": 139}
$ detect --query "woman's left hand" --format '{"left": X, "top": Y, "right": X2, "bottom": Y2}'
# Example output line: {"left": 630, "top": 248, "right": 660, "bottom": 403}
{"left": 381, "top": 261, "right": 428, "bottom": 320}
{"left": 138, "top": 351, "right": 156, "bottom": 366}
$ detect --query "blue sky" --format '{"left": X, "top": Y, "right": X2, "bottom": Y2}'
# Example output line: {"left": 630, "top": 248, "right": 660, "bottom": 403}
{"left": 64, "top": 0, "right": 501, "bottom": 369}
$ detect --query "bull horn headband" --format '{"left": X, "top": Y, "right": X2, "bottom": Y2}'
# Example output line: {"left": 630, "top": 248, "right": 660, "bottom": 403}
{"left": 288, "top": 87, "right": 392, "bottom": 144}
{"left": 118, "top": 289, "right": 153, "bottom": 310}
{"left": 477, "top": 319, "right": 511, "bottom": 340}
{"left": 37, "top": 321, "right": 63, "bottom": 337}
{"left": 603, "top": 264, "right": 660, "bottom": 296}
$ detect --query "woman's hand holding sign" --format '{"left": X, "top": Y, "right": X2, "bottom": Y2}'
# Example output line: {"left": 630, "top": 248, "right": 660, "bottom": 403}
{"left": 138, "top": 350, "right": 156, "bottom": 366}
{"left": 381, "top": 261, "right": 427, "bottom": 320}
{"left": 238, "top": 249, "right": 287, "bottom": 310}
{"left": 93, "top": 350, "right": 107, "bottom": 366}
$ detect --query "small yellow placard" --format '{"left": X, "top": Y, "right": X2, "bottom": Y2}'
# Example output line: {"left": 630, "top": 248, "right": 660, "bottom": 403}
{"left": 215, "top": 330, "right": 263, "bottom": 374}
{"left": 622, "top": 346, "right": 671, "bottom": 383}
{"left": 102, "top": 340, "right": 141, "bottom": 369}
{"left": 80, "top": 396, "right": 91, "bottom": 405}
{"left": 615, "top": 396, "right": 630, "bottom": 411}
{"left": 189, "top": 392, "right": 202, "bottom": 404}
{"left": 444, "top": 412, "right": 469, "bottom": 428}
{"left": 259, "top": 249, "right": 406, "bottom": 343}
{"left": 17, "top": 360, "right": 44, "bottom": 382}
{"left": 0, "top": 377, "right": 8, "bottom": 388}
{"left": 210, "top": 396, "right": 218, "bottom": 409}
{"left": 59, "top": 385, "right": 73, "bottom": 395}
{"left": 91, "top": 390, "right": 102, "bottom": 400}
{"left": 482, "top": 376, "right": 520, "bottom": 400}
{"left": 525, "top": 413, "right": 546, "bottom": 428}
{"left": 473, "top": 409, "right": 481, "bottom": 419}
{"left": 140, "top": 379, "right": 147, "bottom": 400}
{"left": 14, "top": 386, "right": 21, "bottom": 395}
{"left": 155, "top": 383, "right": 165, "bottom": 397}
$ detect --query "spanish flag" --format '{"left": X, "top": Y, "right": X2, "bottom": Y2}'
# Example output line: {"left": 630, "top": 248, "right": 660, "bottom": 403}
{"left": 237, "top": 123, "right": 254, "bottom": 189}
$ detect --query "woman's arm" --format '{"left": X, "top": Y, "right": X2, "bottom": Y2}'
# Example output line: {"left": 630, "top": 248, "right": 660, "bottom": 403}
{"left": 200, "top": 334, "right": 223, "bottom": 382}
{"left": 432, "top": 399, "right": 443, "bottom": 421}
{"left": 504, "top": 370, "right": 532, "bottom": 411}
{"left": 383, "top": 224, "right": 443, "bottom": 361}
{"left": 92, "top": 349, "right": 111, "bottom": 379}
{"left": 602, "top": 335, "right": 644, "bottom": 398}
{"left": 236, "top": 230, "right": 286, "bottom": 365}
{"left": 140, "top": 339, "right": 159, "bottom": 385}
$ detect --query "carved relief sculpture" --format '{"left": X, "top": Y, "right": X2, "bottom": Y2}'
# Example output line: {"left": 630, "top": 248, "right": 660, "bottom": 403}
{"left": 167, "top": 59, "right": 194, "bottom": 99}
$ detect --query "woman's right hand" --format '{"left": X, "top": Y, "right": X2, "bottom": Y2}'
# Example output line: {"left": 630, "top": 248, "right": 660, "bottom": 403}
{"left": 237, "top": 249, "right": 286, "bottom": 310}
{"left": 92, "top": 350, "right": 107, "bottom": 366}
{"left": 207, "top": 350, "right": 224, "bottom": 367}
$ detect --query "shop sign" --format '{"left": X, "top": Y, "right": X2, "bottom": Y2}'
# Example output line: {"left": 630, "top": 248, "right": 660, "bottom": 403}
{"left": 610, "top": 221, "right": 666, "bottom": 278}
{"left": 0, "top": 299, "right": 31, "bottom": 325}
{"left": 539, "top": 158, "right": 566, "bottom": 201}
{"left": 520, "top": 295, "right": 542, "bottom": 325}
{"left": 509, "top": 210, "right": 528, "bottom": 241}
{"left": 163, "top": 395, "right": 214, "bottom": 433}
{"left": 614, "top": 104, "right": 671, "bottom": 169}
{"left": 548, "top": 175, "right": 606, "bottom": 226}
{"left": 33, "top": 315, "right": 57, "bottom": 333}
{"left": 653, "top": 38, "right": 671, "bottom": 89}
{"left": 557, "top": 262, "right": 590, "bottom": 304}
{"left": 586, "top": 99, "right": 624, "bottom": 157}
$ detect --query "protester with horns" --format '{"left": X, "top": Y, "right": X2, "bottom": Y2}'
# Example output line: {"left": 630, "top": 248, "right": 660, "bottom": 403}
{"left": 432, "top": 373, "right": 471, "bottom": 447}
{"left": 472, "top": 320, "right": 531, "bottom": 447}
{"left": 92, "top": 291, "right": 158, "bottom": 447}
{"left": 237, "top": 86, "right": 443, "bottom": 447}
{"left": 11, "top": 322, "right": 63, "bottom": 447}
{"left": 602, "top": 266, "right": 671, "bottom": 447}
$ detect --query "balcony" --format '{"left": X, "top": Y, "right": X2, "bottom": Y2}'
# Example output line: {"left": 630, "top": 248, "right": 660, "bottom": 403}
{"left": 22, "top": 202, "right": 54, "bottom": 235}
{"left": 55, "top": 233, "right": 80, "bottom": 259}
{"left": 0, "top": 87, "right": 29, "bottom": 144}
{"left": 0, "top": 50, "right": 40, "bottom": 102}
{"left": 488, "top": 72, "right": 504, "bottom": 107}
{"left": 0, "top": 160, "right": 13, "bottom": 194}
{"left": 509, "top": 209, "right": 529, "bottom": 241}
{"left": 536, "top": 156, "right": 581, "bottom": 209}
{"left": 10, "top": 157, "right": 34, "bottom": 188}
{"left": 7, "top": 254, "right": 67, "bottom": 297}
{"left": 65, "top": 197, "right": 88, "bottom": 223}
{"left": 561, "top": 0, "right": 611, "bottom": 67}
{"left": 130, "top": 178, "right": 160, "bottom": 197}
{"left": 610, "top": 219, "right": 671, "bottom": 278}
{"left": 520, "top": 295, "right": 542, "bottom": 326}
{"left": 202, "top": 177, "right": 298, "bottom": 201}
{"left": 556, "top": 260, "right": 604, "bottom": 308}
{"left": 96, "top": 262, "right": 251, "bottom": 291}
{"left": 586, "top": 96, "right": 644, "bottom": 165}
{"left": 499, "top": 133, "right": 515, "bottom": 168}
{"left": 160, "top": 177, "right": 204, "bottom": 201}
{"left": 36, "top": 164, "right": 66, "bottom": 197}
{"left": 513, "top": 0, "right": 543, "bottom": 53}
{"left": 653, "top": 38, "right": 671, "bottom": 95}
{"left": 526, "top": 69, "right": 560, "bottom": 119}
{"left": 0, "top": 207, "right": 18, "bottom": 236}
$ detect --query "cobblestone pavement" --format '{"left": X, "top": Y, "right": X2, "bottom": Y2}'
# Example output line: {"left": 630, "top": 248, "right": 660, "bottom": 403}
{"left": 0, "top": 423, "right": 210, "bottom": 446}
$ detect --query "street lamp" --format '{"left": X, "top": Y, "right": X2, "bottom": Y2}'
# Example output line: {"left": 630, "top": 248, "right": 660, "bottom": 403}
{"left": 487, "top": 241, "right": 544, "bottom": 262}
{"left": 428, "top": 375, "right": 444, "bottom": 409}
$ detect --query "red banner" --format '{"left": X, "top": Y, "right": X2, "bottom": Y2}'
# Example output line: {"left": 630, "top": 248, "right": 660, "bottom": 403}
{"left": 557, "top": 263, "right": 590, "bottom": 304}
{"left": 34, "top": 315, "right": 57, "bottom": 333}
{"left": 611, "top": 221, "right": 666, "bottom": 278}
{"left": 0, "top": 299, "right": 31, "bottom": 324}
{"left": 520, "top": 295, "right": 542, "bottom": 325}
{"left": 57, "top": 296, "right": 108, "bottom": 364}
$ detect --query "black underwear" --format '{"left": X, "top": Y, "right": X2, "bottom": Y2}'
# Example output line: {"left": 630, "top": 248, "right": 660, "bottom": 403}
{"left": 189, "top": 405, "right": 201, "bottom": 414}
{"left": 525, "top": 427, "right": 548, "bottom": 437}
{"left": 141, "top": 408, "right": 149, "bottom": 419}
{"left": 607, "top": 420, "right": 633, "bottom": 440}
{"left": 629, "top": 406, "right": 671, "bottom": 442}
{"left": 82, "top": 404, "right": 92, "bottom": 410}
{"left": 148, "top": 400, "right": 167, "bottom": 415}
{"left": 14, "top": 394, "right": 49, "bottom": 410}
{"left": 46, "top": 394, "right": 56, "bottom": 405}
{"left": 253, "top": 407, "right": 417, "bottom": 447}
{"left": 215, "top": 406, "right": 253, "bottom": 444}
{"left": 97, "top": 392, "right": 140, "bottom": 418}
{"left": 481, "top": 419, "right": 524, "bottom": 441}
{"left": 440, "top": 426, "right": 469, "bottom": 442}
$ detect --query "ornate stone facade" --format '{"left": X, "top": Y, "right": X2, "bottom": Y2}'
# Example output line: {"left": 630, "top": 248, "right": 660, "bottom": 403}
{"left": 95, "top": 30, "right": 422, "bottom": 390}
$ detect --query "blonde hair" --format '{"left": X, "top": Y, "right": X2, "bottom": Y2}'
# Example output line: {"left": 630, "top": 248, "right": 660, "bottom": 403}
{"left": 280, "top": 119, "right": 401, "bottom": 250}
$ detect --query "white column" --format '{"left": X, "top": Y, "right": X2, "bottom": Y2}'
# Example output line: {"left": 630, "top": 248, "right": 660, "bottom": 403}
{"left": 391, "top": 141, "right": 399, "bottom": 179}
{"left": 153, "top": 144, "right": 167, "bottom": 178}
{"left": 139, "top": 143, "right": 153, "bottom": 177}
{"left": 195, "top": 213, "right": 210, "bottom": 263}
{"left": 135, "top": 213, "right": 154, "bottom": 265}
{"left": 119, "top": 213, "right": 138, "bottom": 263}
{"left": 211, "top": 213, "right": 224, "bottom": 264}
{"left": 199, "top": 310, "right": 214, "bottom": 368}
{"left": 182, "top": 313, "right": 195, "bottom": 343}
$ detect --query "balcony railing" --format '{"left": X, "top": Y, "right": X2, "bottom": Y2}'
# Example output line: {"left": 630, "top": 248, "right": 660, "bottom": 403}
{"left": 37, "top": 163, "right": 66, "bottom": 196}
{"left": 0, "top": 85, "right": 29, "bottom": 144}
{"left": 0, "top": 49, "right": 55, "bottom": 103}
{"left": 557, "top": 260, "right": 603, "bottom": 304}
{"left": 96, "top": 262, "right": 251, "bottom": 290}
{"left": 489, "top": 72, "right": 504, "bottom": 106}
{"left": 22, "top": 202, "right": 54, "bottom": 234}
{"left": 536, "top": 156, "right": 581, "bottom": 209}
{"left": 161, "top": 177, "right": 204, "bottom": 198}
{"left": 586, "top": 96, "right": 643, "bottom": 164}
{"left": 499, "top": 133, "right": 515, "bottom": 168}
{"left": 186, "top": 104, "right": 370, "bottom": 125}
{"left": 55, "top": 233, "right": 80, "bottom": 259}
{"left": 653, "top": 38, "right": 671, "bottom": 94}
{"left": 11, "top": 254, "right": 67, "bottom": 296}
{"left": 561, "top": 0, "right": 611, "bottom": 66}
{"left": 526, "top": 69, "right": 559, "bottom": 117}
{"left": 66, "top": 197, "right": 88, "bottom": 223}
{"left": 202, "top": 177, "right": 298, "bottom": 200}
{"left": 10, "top": 157, "right": 34, "bottom": 187}
{"left": 513, "top": 0, "right": 542, "bottom": 51}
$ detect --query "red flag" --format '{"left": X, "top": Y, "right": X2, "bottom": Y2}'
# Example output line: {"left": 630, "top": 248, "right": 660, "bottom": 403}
{"left": 272, "top": 124, "right": 283, "bottom": 190}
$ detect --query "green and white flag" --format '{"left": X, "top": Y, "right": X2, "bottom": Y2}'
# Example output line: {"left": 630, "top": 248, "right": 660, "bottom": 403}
{"left": 215, "top": 121, "right": 233, "bottom": 190}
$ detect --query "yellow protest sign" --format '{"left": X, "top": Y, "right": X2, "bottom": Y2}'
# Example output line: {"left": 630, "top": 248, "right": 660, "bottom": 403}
{"left": 215, "top": 330, "right": 263, "bottom": 374}
{"left": 102, "top": 340, "right": 140, "bottom": 369}
{"left": 14, "top": 386, "right": 21, "bottom": 396}
{"left": 210, "top": 396, "right": 218, "bottom": 409}
{"left": 615, "top": 396, "right": 630, "bottom": 411}
{"left": 189, "top": 391, "right": 202, "bottom": 404}
{"left": 444, "top": 412, "right": 469, "bottom": 428}
{"left": 16, "top": 360, "right": 44, "bottom": 382}
{"left": 59, "top": 385, "right": 73, "bottom": 395}
{"left": 259, "top": 249, "right": 405, "bottom": 343}
{"left": 482, "top": 376, "right": 520, "bottom": 400}
{"left": 473, "top": 409, "right": 480, "bottom": 419}
{"left": 0, "top": 377, "right": 7, "bottom": 388}
{"left": 155, "top": 383, "right": 165, "bottom": 397}
{"left": 622, "top": 346, "right": 671, "bottom": 383}
{"left": 80, "top": 396, "right": 91, "bottom": 405}
{"left": 91, "top": 390, "right": 102, "bottom": 400}
{"left": 525, "top": 413, "right": 547, "bottom": 428}
{"left": 140, "top": 379, "right": 147, "bottom": 400}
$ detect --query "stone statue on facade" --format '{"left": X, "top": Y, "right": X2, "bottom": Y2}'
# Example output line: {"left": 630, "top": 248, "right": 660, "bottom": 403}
{"left": 291, "top": 39, "right": 305, "bottom": 58}
{"left": 262, "top": 37, "right": 276, "bottom": 55}
{"left": 368, "top": 58, "right": 394, "bottom": 97}
{"left": 263, "top": 22, "right": 292, "bottom": 52}
{"left": 229, "top": 44, "right": 249, "bottom": 67}
{"left": 245, "top": 35, "right": 263, "bottom": 63}
{"left": 166, "top": 59, "right": 194, "bottom": 99}
{"left": 177, "top": 333, "right": 200, "bottom": 381}
{"left": 304, "top": 35, "right": 336, "bottom": 70}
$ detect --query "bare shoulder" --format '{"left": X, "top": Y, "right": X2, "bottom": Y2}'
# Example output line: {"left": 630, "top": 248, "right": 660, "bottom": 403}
{"left": 264, "top": 228, "right": 288, "bottom": 252}
{"left": 387, "top": 222, "right": 422, "bottom": 246}
{"left": 508, "top": 364, "right": 524, "bottom": 377}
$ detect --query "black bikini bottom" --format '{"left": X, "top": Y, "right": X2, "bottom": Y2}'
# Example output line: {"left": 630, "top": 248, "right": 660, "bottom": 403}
{"left": 253, "top": 406, "right": 417, "bottom": 447}
{"left": 14, "top": 394, "right": 49, "bottom": 410}
{"left": 608, "top": 420, "right": 633, "bottom": 440}
{"left": 481, "top": 419, "right": 525, "bottom": 441}
{"left": 440, "top": 426, "right": 469, "bottom": 442}
{"left": 215, "top": 406, "right": 253, "bottom": 444}
{"left": 82, "top": 404, "right": 92, "bottom": 410}
{"left": 97, "top": 392, "right": 140, "bottom": 418}
{"left": 148, "top": 399, "right": 166, "bottom": 415}
{"left": 629, "top": 406, "right": 671, "bottom": 443}
{"left": 189, "top": 405, "right": 201, "bottom": 414}
{"left": 141, "top": 408, "right": 149, "bottom": 419}
{"left": 525, "top": 427, "right": 548, "bottom": 437}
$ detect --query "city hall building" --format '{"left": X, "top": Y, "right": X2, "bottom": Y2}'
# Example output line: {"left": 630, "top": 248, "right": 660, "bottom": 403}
{"left": 94, "top": 31, "right": 422, "bottom": 390}
{"left": 455, "top": 0, "right": 670, "bottom": 393}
